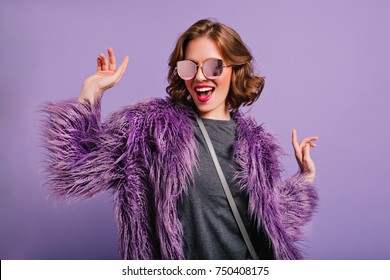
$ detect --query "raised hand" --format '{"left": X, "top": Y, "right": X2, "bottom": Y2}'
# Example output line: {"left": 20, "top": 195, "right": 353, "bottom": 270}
{"left": 78, "top": 48, "right": 129, "bottom": 104}
{"left": 292, "top": 128, "right": 318, "bottom": 183}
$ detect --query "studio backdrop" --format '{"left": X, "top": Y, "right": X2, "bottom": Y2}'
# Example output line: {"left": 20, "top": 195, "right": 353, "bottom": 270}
{"left": 1, "top": 0, "right": 389, "bottom": 259}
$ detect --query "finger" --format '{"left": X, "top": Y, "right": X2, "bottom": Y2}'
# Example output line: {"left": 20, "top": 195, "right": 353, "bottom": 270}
{"left": 112, "top": 56, "right": 129, "bottom": 85}
{"left": 99, "top": 53, "right": 109, "bottom": 71}
{"left": 303, "top": 136, "right": 319, "bottom": 142}
{"left": 302, "top": 143, "right": 312, "bottom": 165}
{"left": 118, "top": 55, "right": 129, "bottom": 72}
{"left": 299, "top": 136, "right": 319, "bottom": 149}
{"left": 292, "top": 128, "right": 300, "bottom": 151}
{"left": 108, "top": 47, "right": 116, "bottom": 70}
{"left": 96, "top": 57, "right": 102, "bottom": 72}
{"left": 292, "top": 129, "right": 303, "bottom": 166}
{"left": 116, "top": 56, "right": 129, "bottom": 78}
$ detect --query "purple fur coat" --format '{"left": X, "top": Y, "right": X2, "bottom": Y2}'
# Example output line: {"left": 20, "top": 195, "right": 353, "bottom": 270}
{"left": 41, "top": 97, "right": 318, "bottom": 260}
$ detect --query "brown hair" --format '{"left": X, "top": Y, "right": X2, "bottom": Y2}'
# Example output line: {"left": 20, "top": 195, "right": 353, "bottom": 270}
{"left": 166, "top": 19, "right": 265, "bottom": 110}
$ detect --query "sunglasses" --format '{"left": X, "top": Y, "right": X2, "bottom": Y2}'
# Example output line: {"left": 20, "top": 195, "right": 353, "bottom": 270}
{"left": 176, "top": 58, "right": 231, "bottom": 80}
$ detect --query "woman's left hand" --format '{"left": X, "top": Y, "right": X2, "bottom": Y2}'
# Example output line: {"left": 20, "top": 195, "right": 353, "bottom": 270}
{"left": 292, "top": 129, "right": 318, "bottom": 184}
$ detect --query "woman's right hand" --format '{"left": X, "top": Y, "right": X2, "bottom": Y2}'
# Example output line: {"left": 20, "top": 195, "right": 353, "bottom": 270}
{"left": 78, "top": 48, "right": 129, "bottom": 104}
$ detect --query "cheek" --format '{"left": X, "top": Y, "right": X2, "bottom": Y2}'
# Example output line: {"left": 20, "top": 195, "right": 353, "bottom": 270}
{"left": 219, "top": 72, "right": 232, "bottom": 91}
{"left": 184, "top": 80, "right": 192, "bottom": 93}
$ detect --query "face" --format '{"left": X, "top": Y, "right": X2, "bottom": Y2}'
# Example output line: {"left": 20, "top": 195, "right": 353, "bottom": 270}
{"left": 183, "top": 37, "right": 232, "bottom": 120}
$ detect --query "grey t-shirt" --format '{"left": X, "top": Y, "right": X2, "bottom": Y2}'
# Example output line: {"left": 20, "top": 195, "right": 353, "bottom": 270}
{"left": 177, "top": 116, "right": 274, "bottom": 260}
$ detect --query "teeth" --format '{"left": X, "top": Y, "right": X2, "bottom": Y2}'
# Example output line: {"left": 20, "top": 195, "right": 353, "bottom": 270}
{"left": 195, "top": 87, "right": 213, "bottom": 92}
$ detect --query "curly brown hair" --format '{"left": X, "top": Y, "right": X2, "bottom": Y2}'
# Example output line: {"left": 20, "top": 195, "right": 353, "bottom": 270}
{"left": 166, "top": 19, "right": 265, "bottom": 110}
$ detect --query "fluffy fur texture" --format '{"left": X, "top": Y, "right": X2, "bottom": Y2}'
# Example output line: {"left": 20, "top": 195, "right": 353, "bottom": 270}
{"left": 41, "top": 97, "right": 318, "bottom": 260}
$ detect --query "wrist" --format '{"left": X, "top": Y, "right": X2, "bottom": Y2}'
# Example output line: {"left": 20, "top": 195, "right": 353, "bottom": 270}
{"left": 302, "top": 171, "right": 315, "bottom": 184}
{"left": 79, "top": 82, "right": 101, "bottom": 105}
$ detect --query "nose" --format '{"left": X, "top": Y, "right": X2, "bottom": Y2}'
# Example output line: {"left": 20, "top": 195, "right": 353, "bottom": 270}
{"left": 194, "top": 64, "right": 207, "bottom": 81}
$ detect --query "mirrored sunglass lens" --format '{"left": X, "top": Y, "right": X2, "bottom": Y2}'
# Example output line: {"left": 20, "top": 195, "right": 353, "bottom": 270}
{"left": 204, "top": 59, "right": 223, "bottom": 79}
{"left": 177, "top": 61, "right": 196, "bottom": 80}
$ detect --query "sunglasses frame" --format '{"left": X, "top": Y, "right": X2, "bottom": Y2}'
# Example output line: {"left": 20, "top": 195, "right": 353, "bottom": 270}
{"left": 176, "top": 58, "right": 231, "bottom": 80}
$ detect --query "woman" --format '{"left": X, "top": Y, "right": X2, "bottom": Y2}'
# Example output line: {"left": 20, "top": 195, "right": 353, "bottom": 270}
{"left": 42, "top": 19, "right": 318, "bottom": 260}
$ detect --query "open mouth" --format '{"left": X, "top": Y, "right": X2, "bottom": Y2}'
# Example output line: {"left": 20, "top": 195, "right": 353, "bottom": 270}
{"left": 195, "top": 86, "right": 215, "bottom": 103}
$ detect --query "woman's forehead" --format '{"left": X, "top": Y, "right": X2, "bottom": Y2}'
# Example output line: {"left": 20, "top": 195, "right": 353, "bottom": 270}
{"left": 184, "top": 37, "right": 223, "bottom": 62}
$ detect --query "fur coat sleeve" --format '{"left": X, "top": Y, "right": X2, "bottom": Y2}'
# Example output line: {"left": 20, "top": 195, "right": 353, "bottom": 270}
{"left": 233, "top": 113, "right": 319, "bottom": 259}
{"left": 40, "top": 98, "right": 196, "bottom": 259}
{"left": 40, "top": 99, "right": 128, "bottom": 199}
{"left": 41, "top": 99, "right": 158, "bottom": 259}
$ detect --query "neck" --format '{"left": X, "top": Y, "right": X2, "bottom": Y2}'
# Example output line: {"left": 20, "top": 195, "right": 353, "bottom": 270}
{"left": 196, "top": 108, "right": 231, "bottom": 121}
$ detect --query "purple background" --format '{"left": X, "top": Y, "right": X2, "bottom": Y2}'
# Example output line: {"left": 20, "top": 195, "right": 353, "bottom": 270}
{"left": 1, "top": 0, "right": 389, "bottom": 260}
